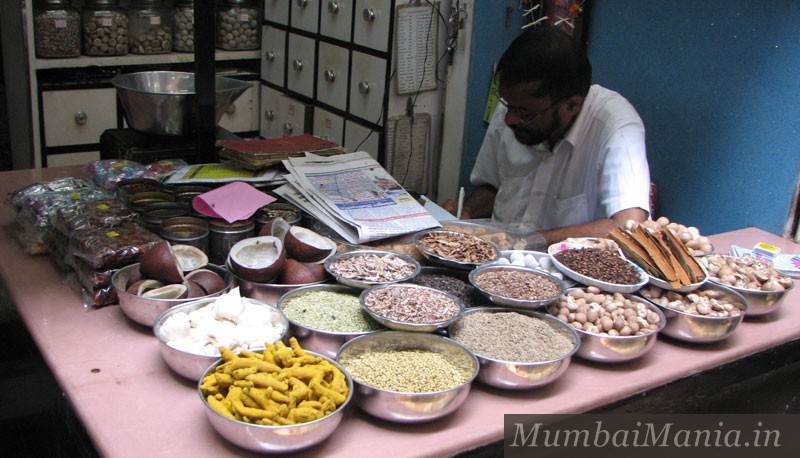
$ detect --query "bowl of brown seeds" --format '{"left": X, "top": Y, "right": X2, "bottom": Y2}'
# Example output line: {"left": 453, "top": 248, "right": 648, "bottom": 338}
{"left": 469, "top": 264, "right": 566, "bottom": 310}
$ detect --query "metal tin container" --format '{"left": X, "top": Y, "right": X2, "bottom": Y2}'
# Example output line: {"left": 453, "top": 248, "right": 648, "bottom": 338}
{"left": 160, "top": 216, "right": 209, "bottom": 253}
{"left": 254, "top": 202, "right": 301, "bottom": 235}
{"left": 208, "top": 218, "right": 255, "bottom": 265}
{"left": 140, "top": 202, "right": 191, "bottom": 233}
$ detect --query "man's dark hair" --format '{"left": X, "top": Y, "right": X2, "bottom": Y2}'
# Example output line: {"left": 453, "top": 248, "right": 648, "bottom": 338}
{"left": 497, "top": 26, "right": 592, "bottom": 100}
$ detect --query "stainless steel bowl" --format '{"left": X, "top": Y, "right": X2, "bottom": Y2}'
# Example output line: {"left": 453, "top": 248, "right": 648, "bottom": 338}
{"left": 227, "top": 260, "right": 329, "bottom": 306}
{"left": 548, "top": 289, "right": 666, "bottom": 363}
{"left": 468, "top": 263, "right": 566, "bottom": 310}
{"left": 112, "top": 263, "right": 233, "bottom": 327}
{"left": 336, "top": 331, "right": 479, "bottom": 423}
{"left": 359, "top": 283, "right": 464, "bottom": 332}
{"left": 278, "top": 284, "right": 385, "bottom": 359}
{"left": 153, "top": 296, "right": 289, "bottom": 380}
{"left": 198, "top": 351, "right": 353, "bottom": 453}
{"left": 709, "top": 280, "right": 793, "bottom": 317}
{"left": 112, "top": 71, "right": 251, "bottom": 136}
{"left": 412, "top": 229, "right": 501, "bottom": 270}
{"left": 638, "top": 283, "right": 748, "bottom": 343}
{"left": 323, "top": 249, "right": 421, "bottom": 289}
{"left": 448, "top": 307, "right": 580, "bottom": 390}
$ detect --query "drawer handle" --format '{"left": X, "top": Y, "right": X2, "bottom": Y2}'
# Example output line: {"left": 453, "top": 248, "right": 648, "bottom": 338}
{"left": 74, "top": 111, "right": 88, "bottom": 125}
{"left": 297, "top": 0, "right": 308, "bottom": 7}
{"left": 363, "top": 8, "right": 376, "bottom": 22}
{"left": 328, "top": 1, "right": 339, "bottom": 14}
{"left": 324, "top": 69, "right": 336, "bottom": 82}
{"left": 283, "top": 123, "right": 294, "bottom": 135}
{"left": 265, "top": 110, "right": 275, "bottom": 121}
{"left": 358, "top": 81, "right": 371, "bottom": 94}
{"left": 226, "top": 103, "right": 237, "bottom": 115}
{"left": 293, "top": 59, "right": 304, "bottom": 72}
{"left": 265, "top": 50, "right": 275, "bottom": 62}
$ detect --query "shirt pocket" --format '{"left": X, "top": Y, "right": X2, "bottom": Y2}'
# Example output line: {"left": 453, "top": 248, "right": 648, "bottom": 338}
{"left": 552, "top": 193, "right": 590, "bottom": 227}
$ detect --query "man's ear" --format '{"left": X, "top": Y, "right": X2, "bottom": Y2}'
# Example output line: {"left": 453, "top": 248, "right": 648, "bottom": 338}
{"left": 562, "top": 95, "right": 584, "bottom": 117}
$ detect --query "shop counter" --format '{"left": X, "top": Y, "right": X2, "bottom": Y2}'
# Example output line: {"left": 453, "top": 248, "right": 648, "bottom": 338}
{"left": 1, "top": 166, "right": 798, "bottom": 457}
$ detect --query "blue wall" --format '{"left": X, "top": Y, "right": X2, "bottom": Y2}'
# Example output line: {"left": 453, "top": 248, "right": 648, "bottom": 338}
{"left": 461, "top": 0, "right": 800, "bottom": 236}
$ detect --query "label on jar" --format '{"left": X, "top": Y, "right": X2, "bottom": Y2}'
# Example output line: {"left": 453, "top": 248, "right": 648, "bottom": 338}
{"left": 54, "top": 19, "right": 67, "bottom": 28}
{"left": 101, "top": 17, "right": 113, "bottom": 27}
{"left": 238, "top": 13, "right": 249, "bottom": 21}
{"left": 150, "top": 16, "right": 162, "bottom": 25}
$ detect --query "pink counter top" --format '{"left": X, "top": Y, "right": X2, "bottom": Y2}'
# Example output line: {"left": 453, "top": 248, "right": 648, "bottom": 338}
{"left": 1, "top": 166, "right": 798, "bottom": 457}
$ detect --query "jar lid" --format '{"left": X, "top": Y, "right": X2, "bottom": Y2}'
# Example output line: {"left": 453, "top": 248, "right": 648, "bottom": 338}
{"left": 34, "top": 0, "right": 73, "bottom": 7}
{"left": 84, "top": 0, "right": 121, "bottom": 7}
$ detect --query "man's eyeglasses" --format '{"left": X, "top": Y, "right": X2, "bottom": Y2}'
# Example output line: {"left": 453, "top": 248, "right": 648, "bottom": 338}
{"left": 498, "top": 97, "right": 562, "bottom": 126}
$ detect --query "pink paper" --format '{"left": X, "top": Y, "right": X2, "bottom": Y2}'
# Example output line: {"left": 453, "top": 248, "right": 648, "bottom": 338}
{"left": 192, "top": 181, "right": 276, "bottom": 223}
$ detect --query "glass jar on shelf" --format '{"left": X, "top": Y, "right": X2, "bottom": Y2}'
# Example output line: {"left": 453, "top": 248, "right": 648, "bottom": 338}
{"left": 128, "top": 0, "right": 172, "bottom": 54}
{"left": 172, "top": 0, "right": 194, "bottom": 53}
{"left": 81, "top": 0, "right": 128, "bottom": 56}
{"left": 33, "top": 0, "right": 81, "bottom": 58}
{"left": 216, "top": 0, "right": 261, "bottom": 51}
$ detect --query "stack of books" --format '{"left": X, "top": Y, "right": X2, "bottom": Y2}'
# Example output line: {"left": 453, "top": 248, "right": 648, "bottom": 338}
{"left": 217, "top": 134, "right": 347, "bottom": 170}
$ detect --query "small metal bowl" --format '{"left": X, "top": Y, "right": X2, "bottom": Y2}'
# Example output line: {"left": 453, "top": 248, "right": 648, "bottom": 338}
{"left": 278, "top": 284, "right": 386, "bottom": 358}
{"left": 336, "top": 331, "right": 479, "bottom": 423}
{"left": 448, "top": 307, "right": 580, "bottom": 390}
{"left": 412, "top": 229, "right": 500, "bottom": 270}
{"left": 360, "top": 283, "right": 465, "bottom": 332}
{"left": 153, "top": 296, "right": 289, "bottom": 380}
{"left": 323, "top": 249, "right": 421, "bottom": 289}
{"left": 198, "top": 351, "right": 353, "bottom": 453}
{"left": 112, "top": 263, "right": 233, "bottom": 327}
{"left": 227, "top": 260, "right": 330, "bottom": 306}
{"left": 468, "top": 264, "right": 566, "bottom": 310}
{"left": 548, "top": 288, "right": 666, "bottom": 363}
{"left": 711, "top": 280, "right": 793, "bottom": 317}
{"left": 638, "top": 283, "right": 748, "bottom": 343}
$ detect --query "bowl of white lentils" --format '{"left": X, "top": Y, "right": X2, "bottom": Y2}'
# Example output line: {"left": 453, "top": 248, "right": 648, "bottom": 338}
{"left": 448, "top": 307, "right": 580, "bottom": 390}
{"left": 547, "top": 286, "right": 666, "bottom": 363}
{"left": 336, "top": 331, "right": 479, "bottom": 423}
{"left": 278, "top": 284, "right": 386, "bottom": 359}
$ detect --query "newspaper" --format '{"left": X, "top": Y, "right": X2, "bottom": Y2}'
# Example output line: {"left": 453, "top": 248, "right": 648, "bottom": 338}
{"left": 273, "top": 151, "right": 441, "bottom": 244}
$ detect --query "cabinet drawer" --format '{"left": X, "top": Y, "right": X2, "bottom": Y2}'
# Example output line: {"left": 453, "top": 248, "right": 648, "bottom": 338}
{"left": 354, "top": 0, "right": 391, "bottom": 52}
{"left": 291, "top": 0, "right": 320, "bottom": 33}
{"left": 261, "top": 26, "right": 286, "bottom": 87}
{"left": 260, "top": 85, "right": 311, "bottom": 139}
{"left": 287, "top": 33, "right": 317, "bottom": 98}
{"left": 349, "top": 51, "right": 386, "bottom": 125}
{"left": 317, "top": 42, "right": 349, "bottom": 112}
{"left": 320, "top": 0, "right": 353, "bottom": 42}
{"left": 42, "top": 88, "right": 117, "bottom": 147}
{"left": 219, "top": 82, "right": 259, "bottom": 133}
{"left": 313, "top": 107, "right": 344, "bottom": 146}
{"left": 264, "top": 0, "right": 290, "bottom": 25}
{"left": 345, "top": 120, "right": 380, "bottom": 159}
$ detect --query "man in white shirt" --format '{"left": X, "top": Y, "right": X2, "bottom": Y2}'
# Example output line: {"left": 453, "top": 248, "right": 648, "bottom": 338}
{"left": 443, "top": 26, "right": 651, "bottom": 245}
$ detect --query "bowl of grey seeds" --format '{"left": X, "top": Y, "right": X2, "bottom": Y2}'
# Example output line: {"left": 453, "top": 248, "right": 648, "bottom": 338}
{"left": 278, "top": 284, "right": 386, "bottom": 358}
{"left": 336, "top": 331, "right": 479, "bottom": 423}
{"left": 448, "top": 307, "right": 580, "bottom": 390}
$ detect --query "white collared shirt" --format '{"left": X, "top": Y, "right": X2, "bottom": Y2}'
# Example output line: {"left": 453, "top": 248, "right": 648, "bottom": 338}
{"left": 470, "top": 84, "right": 651, "bottom": 230}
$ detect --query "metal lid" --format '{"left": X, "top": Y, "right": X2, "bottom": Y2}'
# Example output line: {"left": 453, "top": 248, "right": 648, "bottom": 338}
{"left": 34, "top": 0, "right": 73, "bottom": 7}
{"left": 84, "top": 0, "right": 121, "bottom": 7}
{"left": 209, "top": 217, "right": 254, "bottom": 232}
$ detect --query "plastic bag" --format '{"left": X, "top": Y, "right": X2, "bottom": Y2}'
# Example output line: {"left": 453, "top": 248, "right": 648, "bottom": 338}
{"left": 69, "top": 225, "right": 162, "bottom": 270}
